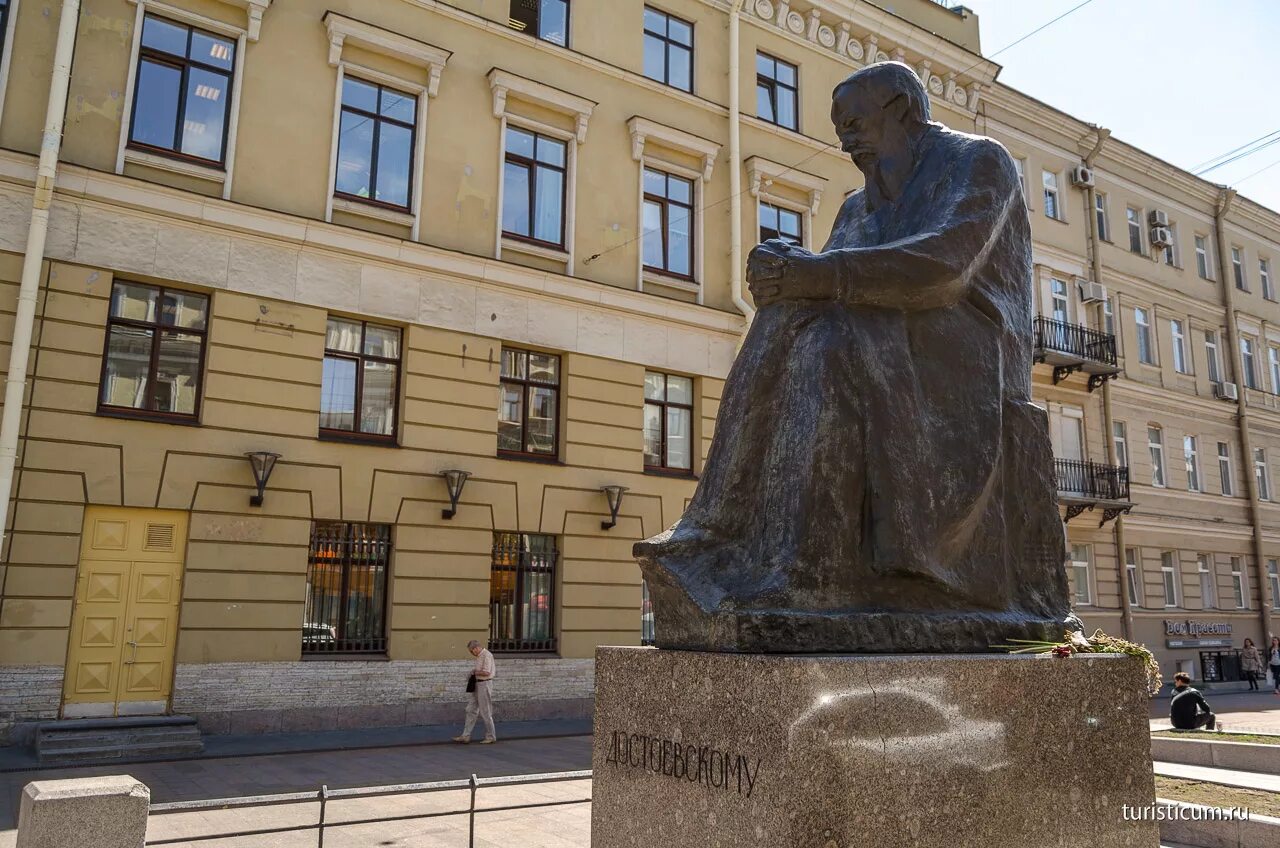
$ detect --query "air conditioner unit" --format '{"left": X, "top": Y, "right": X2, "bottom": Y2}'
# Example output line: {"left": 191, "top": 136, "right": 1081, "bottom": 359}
{"left": 1078, "top": 280, "right": 1107, "bottom": 303}
{"left": 1150, "top": 226, "right": 1173, "bottom": 248}
{"left": 1214, "top": 381, "right": 1240, "bottom": 401}
{"left": 1149, "top": 209, "right": 1170, "bottom": 228}
{"left": 1070, "top": 165, "right": 1095, "bottom": 188}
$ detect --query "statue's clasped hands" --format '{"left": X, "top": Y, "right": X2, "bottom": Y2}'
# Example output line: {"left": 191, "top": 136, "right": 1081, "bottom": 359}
{"left": 746, "top": 240, "right": 838, "bottom": 307}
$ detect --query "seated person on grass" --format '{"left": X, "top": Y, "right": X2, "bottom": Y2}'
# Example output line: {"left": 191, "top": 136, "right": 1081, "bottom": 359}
{"left": 1170, "top": 672, "right": 1216, "bottom": 731}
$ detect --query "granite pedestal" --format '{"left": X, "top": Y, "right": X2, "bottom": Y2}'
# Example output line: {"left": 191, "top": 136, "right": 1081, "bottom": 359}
{"left": 591, "top": 648, "right": 1159, "bottom": 848}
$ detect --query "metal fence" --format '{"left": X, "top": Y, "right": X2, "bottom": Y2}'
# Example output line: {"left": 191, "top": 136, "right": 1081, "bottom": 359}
{"left": 1054, "top": 457, "right": 1131, "bottom": 501}
{"left": 1033, "top": 316, "right": 1118, "bottom": 366}
{"left": 146, "top": 769, "right": 592, "bottom": 848}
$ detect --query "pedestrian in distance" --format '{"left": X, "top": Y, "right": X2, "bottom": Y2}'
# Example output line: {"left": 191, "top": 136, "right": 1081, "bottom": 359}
{"left": 454, "top": 639, "right": 497, "bottom": 744}
{"left": 1169, "top": 672, "right": 1216, "bottom": 731}
{"left": 1269, "top": 635, "right": 1280, "bottom": 695}
{"left": 1241, "top": 638, "right": 1263, "bottom": 691}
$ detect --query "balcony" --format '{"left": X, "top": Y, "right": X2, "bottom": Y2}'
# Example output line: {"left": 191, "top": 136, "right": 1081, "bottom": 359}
{"left": 1055, "top": 458, "right": 1133, "bottom": 526}
{"left": 1033, "top": 317, "right": 1121, "bottom": 391}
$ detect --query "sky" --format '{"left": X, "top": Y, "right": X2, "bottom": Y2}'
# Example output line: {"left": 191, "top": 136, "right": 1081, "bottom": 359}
{"left": 957, "top": 0, "right": 1280, "bottom": 212}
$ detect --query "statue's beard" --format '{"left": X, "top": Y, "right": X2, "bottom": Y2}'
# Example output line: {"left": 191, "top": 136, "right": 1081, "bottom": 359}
{"left": 858, "top": 139, "right": 916, "bottom": 209}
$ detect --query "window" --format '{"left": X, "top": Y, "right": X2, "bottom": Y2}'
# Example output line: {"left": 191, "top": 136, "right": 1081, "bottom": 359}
{"left": 334, "top": 78, "right": 416, "bottom": 210}
{"left": 1163, "top": 223, "right": 1177, "bottom": 266}
{"left": 509, "top": 0, "right": 569, "bottom": 46}
{"left": 128, "top": 15, "right": 236, "bottom": 165}
{"left": 490, "top": 532, "right": 558, "bottom": 652}
{"left": 1268, "top": 559, "right": 1280, "bottom": 610}
{"left": 1198, "top": 554, "right": 1216, "bottom": 610}
{"left": 1161, "top": 551, "right": 1179, "bottom": 607}
{"left": 1270, "top": 346, "right": 1280, "bottom": 392}
{"left": 1231, "top": 556, "right": 1247, "bottom": 609}
{"left": 759, "top": 201, "right": 802, "bottom": 245}
{"left": 1171, "top": 319, "right": 1188, "bottom": 373}
{"left": 1184, "top": 435, "right": 1200, "bottom": 492}
{"left": 1195, "top": 235, "right": 1211, "bottom": 280}
{"left": 1205, "top": 331, "right": 1221, "bottom": 384}
{"left": 1013, "top": 157, "right": 1027, "bottom": 198}
{"left": 1113, "top": 421, "right": 1128, "bottom": 469}
{"left": 303, "top": 522, "right": 391, "bottom": 655}
{"left": 1050, "top": 278, "right": 1069, "bottom": 323}
{"left": 1218, "top": 442, "right": 1233, "bottom": 496}
{"left": 1135, "top": 307, "right": 1154, "bottom": 364}
{"left": 1148, "top": 426, "right": 1165, "bottom": 487}
{"left": 1070, "top": 545, "right": 1091, "bottom": 606}
{"left": 320, "top": 318, "right": 400, "bottom": 439}
{"left": 1263, "top": 258, "right": 1274, "bottom": 300}
{"left": 0, "top": 0, "right": 9, "bottom": 67}
{"left": 643, "top": 167, "right": 695, "bottom": 279}
{"left": 644, "top": 371, "right": 694, "bottom": 472}
{"left": 640, "top": 579, "right": 655, "bottom": 646}
{"left": 1095, "top": 192, "right": 1109, "bottom": 241}
{"left": 1127, "top": 207, "right": 1143, "bottom": 254}
{"left": 99, "top": 281, "right": 208, "bottom": 419}
{"left": 756, "top": 53, "right": 797, "bottom": 131}
{"left": 499, "top": 347, "right": 560, "bottom": 458}
{"left": 1125, "top": 548, "right": 1142, "bottom": 608}
{"left": 502, "top": 126, "right": 567, "bottom": 248}
{"left": 1255, "top": 447, "right": 1271, "bottom": 501}
{"left": 643, "top": 7, "right": 692, "bottom": 92}
{"left": 1042, "top": 171, "right": 1060, "bottom": 220}
{"left": 1242, "top": 337, "right": 1259, "bottom": 390}
{"left": 1232, "top": 246, "right": 1246, "bottom": 290}
{"left": 1103, "top": 297, "right": 1115, "bottom": 337}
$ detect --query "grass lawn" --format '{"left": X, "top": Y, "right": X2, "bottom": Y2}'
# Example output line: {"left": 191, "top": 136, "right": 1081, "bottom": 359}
{"left": 1152, "top": 730, "right": 1280, "bottom": 746}
{"left": 1155, "top": 777, "right": 1280, "bottom": 818}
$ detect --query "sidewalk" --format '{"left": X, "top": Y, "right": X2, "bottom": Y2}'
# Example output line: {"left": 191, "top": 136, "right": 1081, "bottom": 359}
{"left": 1154, "top": 761, "right": 1280, "bottom": 793}
{"left": 1148, "top": 688, "right": 1280, "bottom": 734}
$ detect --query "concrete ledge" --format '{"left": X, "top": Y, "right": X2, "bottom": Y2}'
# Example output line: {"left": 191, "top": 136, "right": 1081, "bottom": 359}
{"left": 1150, "top": 737, "right": 1279, "bottom": 774}
{"left": 1157, "top": 799, "right": 1280, "bottom": 848}
{"left": 17, "top": 775, "right": 149, "bottom": 848}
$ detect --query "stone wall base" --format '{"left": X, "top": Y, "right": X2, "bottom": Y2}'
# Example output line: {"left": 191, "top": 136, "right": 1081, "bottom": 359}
{"left": 0, "top": 667, "right": 63, "bottom": 746}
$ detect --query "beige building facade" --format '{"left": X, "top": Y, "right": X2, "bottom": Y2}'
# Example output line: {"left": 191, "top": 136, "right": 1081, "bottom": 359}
{"left": 0, "top": 0, "right": 1275, "bottom": 741}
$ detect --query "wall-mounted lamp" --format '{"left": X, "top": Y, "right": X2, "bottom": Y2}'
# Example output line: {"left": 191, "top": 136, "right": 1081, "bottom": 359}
{"left": 440, "top": 469, "right": 471, "bottom": 519}
{"left": 600, "top": 485, "right": 628, "bottom": 530}
{"left": 245, "top": 451, "right": 281, "bottom": 507}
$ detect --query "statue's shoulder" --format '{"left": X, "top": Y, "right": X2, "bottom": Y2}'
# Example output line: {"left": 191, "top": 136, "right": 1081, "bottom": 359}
{"left": 931, "top": 125, "right": 1018, "bottom": 181}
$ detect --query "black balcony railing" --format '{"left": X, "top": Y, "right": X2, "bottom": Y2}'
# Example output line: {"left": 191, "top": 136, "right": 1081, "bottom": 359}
{"left": 1034, "top": 317, "right": 1118, "bottom": 367}
{"left": 1055, "top": 458, "right": 1130, "bottom": 501}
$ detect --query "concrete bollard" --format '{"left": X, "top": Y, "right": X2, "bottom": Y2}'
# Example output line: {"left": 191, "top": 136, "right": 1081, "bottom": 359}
{"left": 16, "top": 775, "right": 149, "bottom": 848}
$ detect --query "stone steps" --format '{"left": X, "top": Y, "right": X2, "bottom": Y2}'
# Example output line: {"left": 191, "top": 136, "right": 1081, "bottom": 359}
{"left": 36, "top": 716, "right": 204, "bottom": 766}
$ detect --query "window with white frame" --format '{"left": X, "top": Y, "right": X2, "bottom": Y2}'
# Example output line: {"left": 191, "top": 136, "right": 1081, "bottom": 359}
{"left": 1135, "top": 307, "right": 1154, "bottom": 364}
{"left": 1163, "top": 223, "right": 1178, "bottom": 266}
{"left": 1127, "top": 207, "right": 1143, "bottom": 254}
{"left": 1070, "top": 545, "right": 1092, "bottom": 606}
{"left": 0, "top": 0, "right": 17, "bottom": 124}
{"left": 1218, "top": 441, "right": 1233, "bottom": 496}
{"left": 1013, "top": 156, "right": 1027, "bottom": 199}
{"left": 1184, "top": 435, "right": 1200, "bottom": 492}
{"left": 1263, "top": 258, "right": 1274, "bottom": 300}
{"left": 1161, "top": 551, "right": 1179, "bottom": 607}
{"left": 1113, "top": 421, "right": 1128, "bottom": 469}
{"left": 1148, "top": 426, "right": 1166, "bottom": 487}
{"left": 1126, "top": 547, "right": 1142, "bottom": 608}
{"left": 1231, "top": 556, "right": 1247, "bottom": 609}
{"left": 1103, "top": 297, "right": 1115, "bottom": 337}
{"left": 1042, "top": 171, "right": 1061, "bottom": 220}
{"left": 1050, "top": 278, "right": 1070, "bottom": 323}
{"left": 1242, "top": 336, "right": 1259, "bottom": 389}
{"left": 1198, "top": 554, "right": 1216, "bottom": 609}
{"left": 1255, "top": 447, "right": 1271, "bottom": 500}
{"left": 1205, "top": 330, "right": 1221, "bottom": 384}
{"left": 1232, "top": 246, "right": 1247, "bottom": 290}
{"left": 1268, "top": 558, "right": 1280, "bottom": 610}
{"left": 1171, "top": 319, "right": 1188, "bottom": 373}
{"left": 1095, "top": 192, "right": 1109, "bottom": 241}
{"left": 1270, "top": 345, "right": 1280, "bottom": 392}
{"left": 1195, "top": 235, "right": 1211, "bottom": 279}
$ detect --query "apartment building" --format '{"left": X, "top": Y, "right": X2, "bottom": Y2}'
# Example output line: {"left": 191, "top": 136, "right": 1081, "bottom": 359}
{"left": 0, "top": 0, "right": 1274, "bottom": 741}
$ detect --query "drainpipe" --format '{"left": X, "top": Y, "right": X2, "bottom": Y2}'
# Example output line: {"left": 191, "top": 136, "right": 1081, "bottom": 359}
{"left": 1214, "top": 188, "right": 1274, "bottom": 643}
{"left": 728, "top": 0, "right": 753, "bottom": 328}
{"left": 1079, "top": 127, "right": 1132, "bottom": 638}
{"left": 0, "top": 0, "right": 81, "bottom": 553}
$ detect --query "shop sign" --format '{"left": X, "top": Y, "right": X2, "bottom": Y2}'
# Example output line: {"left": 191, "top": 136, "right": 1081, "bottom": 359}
{"left": 1166, "top": 638, "right": 1234, "bottom": 648}
{"left": 1163, "top": 620, "right": 1233, "bottom": 637}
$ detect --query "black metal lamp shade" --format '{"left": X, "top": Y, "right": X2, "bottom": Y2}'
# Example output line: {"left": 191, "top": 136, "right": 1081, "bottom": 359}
{"left": 600, "top": 484, "right": 628, "bottom": 530}
{"left": 441, "top": 469, "right": 471, "bottom": 519}
{"left": 246, "top": 451, "right": 281, "bottom": 507}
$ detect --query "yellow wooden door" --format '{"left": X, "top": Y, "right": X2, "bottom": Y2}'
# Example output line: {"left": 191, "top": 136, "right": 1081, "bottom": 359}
{"left": 63, "top": 508, "right": 188, "bottom": 718}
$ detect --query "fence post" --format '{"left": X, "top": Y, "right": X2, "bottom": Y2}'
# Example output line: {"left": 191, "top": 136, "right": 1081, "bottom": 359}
{"left": 17, "top": 776, "right": 149, "bottom": 848}
{"left": 318, "top": 784, "right": 328, "bottom": 848}
{"left": 468, "top": 773, "right": 479, "bottom": 848}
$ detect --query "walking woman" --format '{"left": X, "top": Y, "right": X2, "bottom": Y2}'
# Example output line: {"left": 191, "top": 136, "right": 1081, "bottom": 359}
{"left": 1241, "top": 638, "right": 1263, "bottom": 691}
{"left": 1270, "top": 636, "right": 1280, "bottom": 695}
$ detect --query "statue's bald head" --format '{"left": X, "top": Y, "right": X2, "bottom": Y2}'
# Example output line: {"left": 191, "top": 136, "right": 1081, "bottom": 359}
{"left": 832, "top": 61, "right": 931, "bottom": 126}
